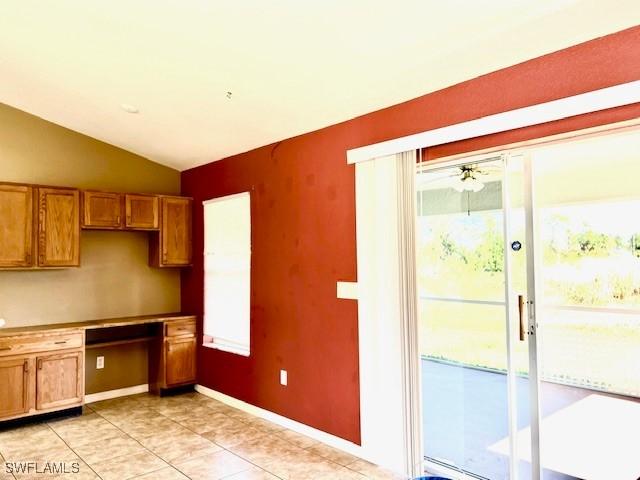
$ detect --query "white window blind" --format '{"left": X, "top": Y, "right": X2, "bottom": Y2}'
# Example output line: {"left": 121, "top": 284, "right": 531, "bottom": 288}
{"left": 203, "top": 192, "right": 251, "bottom": 356}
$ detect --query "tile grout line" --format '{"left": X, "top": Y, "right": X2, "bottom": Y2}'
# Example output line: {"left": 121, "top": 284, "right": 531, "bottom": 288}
{"left": 156, "top": 405, "right": 284, "bottom": 479}
{"left": 89, "top": 394, "right": 379, "bottom": 480}
{"left": 89, "top": 401, "right": 182, "bottom": 480}
{"left": 0, "top": 450, "right": 17, "bottom": 480}
{"left": 3, "top": 396, "right": 372, "bottom": 480}
{"left": 44, "top": 414, "right": 104, "bottom": 480}
{"left": 165, "top": 396, "right": 370, "bottom": 480}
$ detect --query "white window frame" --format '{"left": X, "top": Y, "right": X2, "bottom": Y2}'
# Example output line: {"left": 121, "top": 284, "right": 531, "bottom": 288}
{"left": 203, "top": 192, "right": 251, "bottom": 357}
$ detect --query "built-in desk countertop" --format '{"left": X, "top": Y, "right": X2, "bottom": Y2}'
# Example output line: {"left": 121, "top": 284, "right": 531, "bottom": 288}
{"left": 0, "top": 313, "right": 198, "bottom": 422}
{"left": 0, "top": 313, "right": 195, "bottom": 337}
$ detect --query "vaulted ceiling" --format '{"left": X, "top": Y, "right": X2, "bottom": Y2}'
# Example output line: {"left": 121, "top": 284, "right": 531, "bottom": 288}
{"left": 1, "top": 0, "right": 638, "bottom": 170}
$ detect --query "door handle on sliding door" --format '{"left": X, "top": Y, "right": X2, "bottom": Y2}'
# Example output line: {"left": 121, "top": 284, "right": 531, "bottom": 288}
{"left": 518, "top": 294, "right": 525, "bottom": 341}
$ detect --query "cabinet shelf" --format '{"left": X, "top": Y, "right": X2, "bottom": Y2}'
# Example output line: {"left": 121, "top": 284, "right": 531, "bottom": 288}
{"left": 85, "top": 336, "right": 155, "bottom": 349}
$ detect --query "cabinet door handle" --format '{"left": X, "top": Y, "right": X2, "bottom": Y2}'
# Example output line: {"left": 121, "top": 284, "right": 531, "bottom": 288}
{"left": 0, "top": 346, "right": 12, "bottom": 351}
{"left": 24, "top": 362, "right": 29, "bottom": 373}
{"left": 37, "top": 359, "right": 43, "bottom": 370}
{"left": 54, "top": 340, "right": 67, "bottom": 345}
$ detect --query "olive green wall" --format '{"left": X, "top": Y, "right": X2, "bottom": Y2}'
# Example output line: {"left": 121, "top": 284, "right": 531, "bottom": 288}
{"left": 0, "top": 102, "right": 182, "bottom": 328}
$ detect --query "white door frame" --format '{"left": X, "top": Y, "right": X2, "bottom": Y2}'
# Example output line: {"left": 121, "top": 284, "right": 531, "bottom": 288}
{"left": 418, "top": 153, "right": 534, "bottom": 479}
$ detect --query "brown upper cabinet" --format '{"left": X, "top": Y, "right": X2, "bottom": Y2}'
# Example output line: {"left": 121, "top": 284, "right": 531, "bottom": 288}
{"left": 125, "top": 194, "right": 159, "bottom": 230}
{"left": 0, "top": 184, "right": 33, "bottom": 268}
{"left": 82, "top": 191, "right": 123, "bottom": 229}
{"left": 37, "top": 187, "right": 80, "bottom": 267}
{"left": 0, "top": 181, "right": 191, "bottom": 269}
{"left": 150, "top": 196, "right": 192, "bottom": 267}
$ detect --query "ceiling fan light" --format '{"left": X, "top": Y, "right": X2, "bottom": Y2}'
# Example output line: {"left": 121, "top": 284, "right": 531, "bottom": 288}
{"left": 450, "top": 176, "right": 485, "bottom": 192}
{"left": 451, "top": 177, "right": 465, "bottom": 192}
{"left": 469, "top": 178, "right": 485, "bottom": 192}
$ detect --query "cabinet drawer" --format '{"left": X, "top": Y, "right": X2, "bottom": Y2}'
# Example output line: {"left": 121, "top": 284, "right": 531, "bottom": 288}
{"left": 165, "top": 320, "right": 196, "bottom": 337}
{"left": 0, "top": 332, "right": 83, "bottom": 357}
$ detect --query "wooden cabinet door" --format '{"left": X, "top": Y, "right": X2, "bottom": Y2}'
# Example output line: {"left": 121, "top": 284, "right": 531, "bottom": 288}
{"left": 0, "top": 358, "right": 31, "bottom": 419}
{"left": 36, "top": 351, "right": 83, "bottom": 410}
{"left": 125, "top": 194, "right": 159, "bottom": 230}
{"left": 0, "top": 184, "right": 34, "bottom": 268}
{"left": 159, "top": 197, "right": 192, "bottom": 266}
{"left": 37, "top": 188, "right": 80, "bottom": 267}
{"left": 82, "top": 191, "right": 122, "bottom": 229}
{"left": 165, "top": 337, "right": 196, "bottom": 386}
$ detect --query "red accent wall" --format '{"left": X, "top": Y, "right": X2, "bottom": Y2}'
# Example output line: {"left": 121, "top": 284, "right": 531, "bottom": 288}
{"left": 181, "top": 26, "right": 640, "bottom": 444}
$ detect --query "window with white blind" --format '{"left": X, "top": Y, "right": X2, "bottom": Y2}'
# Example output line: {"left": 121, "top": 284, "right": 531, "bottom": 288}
{"left": 203, "top": 192, "right": 251, "bottom": 356}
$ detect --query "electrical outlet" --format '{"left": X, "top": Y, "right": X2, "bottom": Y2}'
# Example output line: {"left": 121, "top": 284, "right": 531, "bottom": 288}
{"left": 96, "top": 356, "right": 104, "bottom": 369}
{"left": 280, "top": 369, "right": 287, "bottom": 386}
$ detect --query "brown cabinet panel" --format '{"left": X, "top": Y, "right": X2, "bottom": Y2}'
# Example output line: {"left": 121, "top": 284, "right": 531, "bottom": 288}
{"left": 0, "top": 184, "right": 34, "bottom": 268}
{"left": 165, "top": 319, "right": 196, "bottom": 337}
{"left": 150, "top": 196, "right": 192, "bottom": 267}
{"left": 125, "top": 194, "right": 159, "bottom": 230}
{"left": 165, "top": 337, "right": 196, "bottom": 386}
{"left": 0, "top": 332, "right": 84, "bottom": 358}
{"left": 82, "top": 191, "right": 122, "bottom": 229}
{"left": 36, "top": 351, "right": 83, "bottom": 410}
{"left": 0, "top": 358, "right": 31, "bottom": 419}
{"left": 37, "top": 188, "right": 80, "bottom": 267}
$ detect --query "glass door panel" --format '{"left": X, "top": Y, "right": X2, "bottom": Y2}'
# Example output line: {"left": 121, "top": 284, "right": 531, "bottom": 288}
{"left": 417, "top": 158, "right": 513, "bottom": 479}
{"left": 530, "top": 130, "right": 640, "bottom": 480}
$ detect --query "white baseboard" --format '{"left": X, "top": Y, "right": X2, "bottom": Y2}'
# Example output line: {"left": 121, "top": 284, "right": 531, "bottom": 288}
{"left": 85, "top": 384, "right": 149, "bottom": 403}
{"left": 195, "top": 384, "right": 372, "bottom": 463}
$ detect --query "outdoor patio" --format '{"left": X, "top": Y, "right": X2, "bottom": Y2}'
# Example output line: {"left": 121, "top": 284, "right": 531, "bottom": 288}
{"left": 422, "top": 359, "right": 640, "bottom": 480}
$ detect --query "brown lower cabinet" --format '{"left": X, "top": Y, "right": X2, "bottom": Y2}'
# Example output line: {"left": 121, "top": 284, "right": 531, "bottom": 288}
{"left": 150, "top": 317, "right": 197, "bottom": 393}
{"left": 36, "top": 351, "right": 83, "bottom": 410}
{"left": 0, "top": 350, "right": 83, "bottom": 421}
{"left": 165, "top": 336, "right": 197, "bottom": 386}
{"left": 0, "top": 357, "right": 32, "bottom": 419}
{"left": 0, "top": 330, "right": 84, "bottom": 421}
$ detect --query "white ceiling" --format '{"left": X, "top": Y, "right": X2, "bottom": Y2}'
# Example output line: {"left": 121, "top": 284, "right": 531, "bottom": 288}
{"left": 1, "top": 1, "right": 639, "bottom": 171}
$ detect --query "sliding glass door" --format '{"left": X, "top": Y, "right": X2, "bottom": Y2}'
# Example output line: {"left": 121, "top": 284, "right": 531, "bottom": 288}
{"left": 417, "top": 128, "right": 640, "bottom": 480}
{"left": 531, "top": 131, "right": 640, "bottom": 480}
{"left": 417, "top": 157, "right": 516, "bottom": 479}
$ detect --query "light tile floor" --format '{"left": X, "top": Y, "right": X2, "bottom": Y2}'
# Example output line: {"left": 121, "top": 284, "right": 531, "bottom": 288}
{"left": 0, "top": 392, "right": 410, "bottom": 480}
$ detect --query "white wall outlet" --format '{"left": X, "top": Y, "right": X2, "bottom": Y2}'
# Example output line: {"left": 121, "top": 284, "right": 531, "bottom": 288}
{"left": 96, "top": 356, "right": 105, "bottom": 370}
{"left": 280, "top": 369, "right": 287, "bottom": 386}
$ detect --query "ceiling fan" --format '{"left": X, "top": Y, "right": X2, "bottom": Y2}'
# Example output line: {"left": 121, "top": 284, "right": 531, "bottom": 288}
{"left": 421, "top": 163, "right": 498, "bottom": 192}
